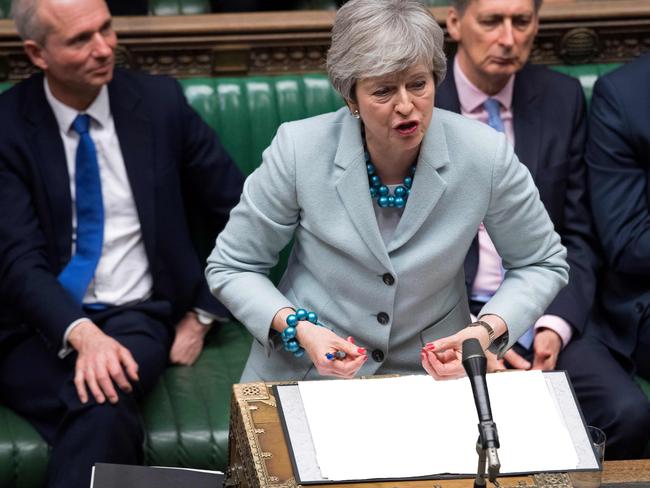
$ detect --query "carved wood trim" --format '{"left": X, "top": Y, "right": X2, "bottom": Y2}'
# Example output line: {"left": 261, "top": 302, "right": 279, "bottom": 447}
{"left": 1, "top": 1, "right": 649, "bottom": 81}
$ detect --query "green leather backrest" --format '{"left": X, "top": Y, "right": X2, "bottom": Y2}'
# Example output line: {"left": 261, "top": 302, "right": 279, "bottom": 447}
{"left": 176, "top": 65, "right": 623, "bottom": 179}
{"left": 552, "top": 63, "right": 622, "bottom": 104}
{"left": 0, "top": 65, "right": 625, "bottom": 173}
{"left": 149, "top": 0, "right": 211, "bottom": 15}
{"left": 0, "top": 0, "right": 11, "bottom": 18}
{"left": 179, "top": 75, "right": 344, "bottom": 284}
{"left": 180, "top": 75, "right": 345, "bottom": 176}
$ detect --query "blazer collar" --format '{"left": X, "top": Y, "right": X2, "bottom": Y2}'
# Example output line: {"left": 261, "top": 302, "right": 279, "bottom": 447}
{"left": 108, "top": 71, "right": 157, "bottom": 259}
{"left": 23, "top": 74, "right": 73, "bottom": 262}
{"left": 388, "top": 110, "right": 449, "bottom": 252}
{"left": 334, "top": 109, "right": 449, "bottom": 265}
{"left": 334, "top": 113, "right": 391, "bottom": 269}
{"left": 512, "top": 64, "right": 542, "bottom": 178}
{"left": 439, "top": 59, "right": 542, "bottom": 178}
{"left": 435, "top": 56, "right": 462, "bottom": 114}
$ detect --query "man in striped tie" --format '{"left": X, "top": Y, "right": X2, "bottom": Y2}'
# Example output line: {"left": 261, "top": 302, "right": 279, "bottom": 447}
{"left": 436, "top": 0, "right": 599, "bottom": 374}
{"left": 0, "top": 0, "right": 244, "bottom": 487}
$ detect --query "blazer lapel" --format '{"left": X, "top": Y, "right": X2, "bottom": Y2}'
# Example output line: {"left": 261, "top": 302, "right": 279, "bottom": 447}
{"left": 108, "top": 74, "right": 156, "bottom": 259}
{"left": 387, "top": 110, "right": 449, "bottom": 253}
{"left": 435, "top": 60, "right": 462, "bottom": 114}
{"left": 512, "top": 65, "right": 542, "bottom": 178}
{"left": 24, "top": 76, "right": 73, "bottom": 263}
{"left": 335, "top": 115, "right": 393, "bottom": 271}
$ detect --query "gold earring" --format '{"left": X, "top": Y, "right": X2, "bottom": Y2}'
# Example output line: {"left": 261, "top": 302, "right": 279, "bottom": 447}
{"left": 352, "top": 109, "right": 360, "bottom": 119}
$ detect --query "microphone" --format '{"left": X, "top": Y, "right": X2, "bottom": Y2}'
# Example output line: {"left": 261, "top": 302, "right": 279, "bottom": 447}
{"left": 462, "top": 338, "right": 500, "bottom": 485}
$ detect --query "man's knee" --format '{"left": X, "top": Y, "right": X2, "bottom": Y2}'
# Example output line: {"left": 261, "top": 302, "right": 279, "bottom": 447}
{"left": 600, "top": 390, "right": 650, "bottom": 459}
{"left": 611, "top": 394, "right": 650, "bottom": 435}
{"left": 64, "top": 391, "right": 143, "bottom": 444}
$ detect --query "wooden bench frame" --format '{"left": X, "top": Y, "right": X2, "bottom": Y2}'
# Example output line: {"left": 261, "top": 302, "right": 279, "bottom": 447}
{"left": 0, "top": 1, "right": 649, "bottom": 81}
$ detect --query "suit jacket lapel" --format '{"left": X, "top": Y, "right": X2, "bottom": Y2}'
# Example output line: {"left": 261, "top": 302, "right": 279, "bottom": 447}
{"left": 387, "top": 111, "right": 448, "bottom": 253}
{"left": 512, "top": 65, "right": 542, "bottom": 179}
{"left": 108, "top": 73, "right": 156, "bottom": 259}
{"left": 334, "top": 115, "right": 393, "bottom": 270}
{"left": 24, "top": 75, "right": 73, "bottom": 263}
{"left": 435, "top": 61, "right": 462, "bottom": 114}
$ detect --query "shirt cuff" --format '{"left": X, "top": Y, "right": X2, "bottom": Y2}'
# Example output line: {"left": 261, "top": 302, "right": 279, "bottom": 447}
{"left": 534, "top": 314, "right": 573, "bottom": 349}
{"left": 58, "top": 317, "right": 90, "bottom": 359}
{"left": 192, "top": 307, "right": 229, "bottom": 323}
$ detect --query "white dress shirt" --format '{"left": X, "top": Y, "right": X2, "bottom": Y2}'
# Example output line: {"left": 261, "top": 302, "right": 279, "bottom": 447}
{"left": 44, "top": 79, "right": 153, "bottom": 355}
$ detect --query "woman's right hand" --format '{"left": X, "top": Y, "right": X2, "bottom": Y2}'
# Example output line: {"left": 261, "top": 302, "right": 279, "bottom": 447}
{"left": 296, "top": 322, "right": 368, "bottom": 378}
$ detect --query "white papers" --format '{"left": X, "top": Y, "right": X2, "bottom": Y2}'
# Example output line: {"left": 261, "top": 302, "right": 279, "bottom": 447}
{"left": 297, "top": 371, "right": 578, "bottom": 481}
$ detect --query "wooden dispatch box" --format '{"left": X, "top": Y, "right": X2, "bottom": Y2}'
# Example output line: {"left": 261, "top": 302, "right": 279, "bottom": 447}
{"left": 225, "top": 381, "right": 588, "bottom": 488}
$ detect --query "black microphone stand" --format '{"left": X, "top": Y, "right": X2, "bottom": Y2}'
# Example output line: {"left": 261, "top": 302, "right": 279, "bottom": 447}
{"left": 473, "top": 420, "right": 501, "bottom": 488}
{"left": 461, "top": 338, "right": 502, "bottom": 488}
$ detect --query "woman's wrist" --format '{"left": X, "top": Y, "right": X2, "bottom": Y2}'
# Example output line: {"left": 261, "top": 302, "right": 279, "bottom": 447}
{"left": 271, "top": 307, "right": 296, "bottom": 333}
{"left": 478, "top": 314, "right": 507, "bottom": 339}
{"left": 272, "top": 307, "right": 323, "bottom": 358}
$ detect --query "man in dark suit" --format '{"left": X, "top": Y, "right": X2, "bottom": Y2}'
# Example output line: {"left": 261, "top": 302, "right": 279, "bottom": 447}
{"left": 436, "top": 0, "right": 599, "bottom": 371}
{"left": 556, "top": 54, "right": 650, "bottom": 459}
{"left": 0, "top": 0, "right": 243, "bottom": 486}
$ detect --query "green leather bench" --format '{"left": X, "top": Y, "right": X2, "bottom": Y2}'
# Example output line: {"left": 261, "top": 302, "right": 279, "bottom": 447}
{"left": 0, "top": 0, "right": 10, "bottom": 18}
{"left": 1, "top": 64, "right": 647, "bottom": 486}
{"left": 0, "top": 73, "right": 344, "bottom": 487}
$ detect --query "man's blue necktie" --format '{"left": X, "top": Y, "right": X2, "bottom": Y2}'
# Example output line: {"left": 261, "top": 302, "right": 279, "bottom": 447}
{"left": 482, "top": 98, "right": 536, "bottom": 350}
{"left": 58, "top": 114, "right": 104, "bottom": 304}
{"left": 483, "top": 98, "right": 505, "bottom": 133}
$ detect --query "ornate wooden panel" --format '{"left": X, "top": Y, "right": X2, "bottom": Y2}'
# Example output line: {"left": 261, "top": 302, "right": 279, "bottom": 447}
{"left": 0, "top": 1, "right": 648, "bottom": 81}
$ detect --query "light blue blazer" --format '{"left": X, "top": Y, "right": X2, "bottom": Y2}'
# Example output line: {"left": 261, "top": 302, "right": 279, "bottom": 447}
{"left": 206, "top": 106, "right": 569, "bottom": 382}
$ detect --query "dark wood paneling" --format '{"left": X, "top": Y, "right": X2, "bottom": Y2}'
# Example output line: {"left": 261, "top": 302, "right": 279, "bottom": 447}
{"left": 1, "top": 1, "right": 649, "bottom": 81}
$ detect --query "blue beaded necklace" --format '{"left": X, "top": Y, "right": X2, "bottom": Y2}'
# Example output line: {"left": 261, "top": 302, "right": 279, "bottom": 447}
{"left": 364, "top": 137, "right": 416, "bottom": 209}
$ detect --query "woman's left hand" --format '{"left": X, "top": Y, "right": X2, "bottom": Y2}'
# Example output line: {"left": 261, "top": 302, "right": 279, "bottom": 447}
{"left": 420, "top": 324, "right": 492, "bottom": 380}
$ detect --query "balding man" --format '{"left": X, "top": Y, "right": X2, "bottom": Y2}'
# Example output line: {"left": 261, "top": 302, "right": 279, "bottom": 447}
{"left": 0, "top": 0, "right": 243, "bottom": 486}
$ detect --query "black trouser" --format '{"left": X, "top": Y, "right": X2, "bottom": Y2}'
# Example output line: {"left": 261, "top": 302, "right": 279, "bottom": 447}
{"left": 557, "top": 319, "right": 650, "bottom": 460}
{"left": 0, "top": 300, "right": 173, "bottom": 488}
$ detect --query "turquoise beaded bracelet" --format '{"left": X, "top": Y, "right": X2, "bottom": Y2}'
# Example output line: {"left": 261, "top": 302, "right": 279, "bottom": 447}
{"left": 281, "top": 308, "right": 321, "bottom": 358}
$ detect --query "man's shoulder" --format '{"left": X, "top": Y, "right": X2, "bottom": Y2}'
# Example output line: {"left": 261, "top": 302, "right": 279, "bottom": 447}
{"left": 595, "top": 54, "right": 650, "bottom": 93}
{"left": 517, "top": 63, "right": 582, "bottom": 93}
{"left": 0, "top": 73, "right": 44, "bottom": 116}
{"left": 109, "top": 68, "right": 181, "bottom": 103}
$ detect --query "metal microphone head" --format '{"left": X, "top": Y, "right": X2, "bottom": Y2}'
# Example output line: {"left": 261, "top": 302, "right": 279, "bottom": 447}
{"left": 462, "top": 338, "right": 485, "bottom": 362}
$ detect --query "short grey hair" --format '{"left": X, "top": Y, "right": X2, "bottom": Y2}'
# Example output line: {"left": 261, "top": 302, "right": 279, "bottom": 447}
{"left": 451, "top": 0, "right": 543, "bottom": 15}
{"left": 327, "top": 0, "right": 447, "bottom": 101}
{"left": 11, "top": 0, "right": 48, "bottom": 44}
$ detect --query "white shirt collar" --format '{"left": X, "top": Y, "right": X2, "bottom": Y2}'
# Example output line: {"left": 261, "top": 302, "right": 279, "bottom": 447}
{"left": 44, "top": 78, "right": 111, "bottom": 133}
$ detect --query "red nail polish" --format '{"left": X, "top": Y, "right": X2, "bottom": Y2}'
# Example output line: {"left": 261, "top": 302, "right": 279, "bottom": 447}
{"left": 425, "top": 343, "right": 435, "bottom": 351}
{"left": 357, "top": 347, "right": 366, "bottom": 355}
{"left": 347, "top": 336, "right": 355, "bottom": 344}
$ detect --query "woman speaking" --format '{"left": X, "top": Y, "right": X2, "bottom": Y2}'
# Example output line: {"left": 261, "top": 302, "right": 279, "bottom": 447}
{"left": 206, "top": 0, "right": 568, "bottom": 382}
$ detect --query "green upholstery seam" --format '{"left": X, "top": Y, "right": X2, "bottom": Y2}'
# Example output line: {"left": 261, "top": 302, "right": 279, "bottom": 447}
{"left": 2, "top": 408, "right": 19, "bottom": 487}
{"left": 162, "top": 370, "right": 186, "bottom": 466}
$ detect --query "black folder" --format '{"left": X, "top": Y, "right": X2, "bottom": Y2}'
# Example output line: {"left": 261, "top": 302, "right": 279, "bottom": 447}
{"left": 90, "top": 463, "right": 224, "bottom": 487}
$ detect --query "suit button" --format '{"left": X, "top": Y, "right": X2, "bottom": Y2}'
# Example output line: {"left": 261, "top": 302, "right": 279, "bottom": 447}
{"left": 371, "top": 349, "right": 384, "bottom": 362}
{"left": 636, "top": 302, "right": 645, "bottom": 314}
{"left": 377, "top": 312, "right": 390, "bottom": 325}
{"left": 382, "top": 273, "right": 395, "bottom": 286}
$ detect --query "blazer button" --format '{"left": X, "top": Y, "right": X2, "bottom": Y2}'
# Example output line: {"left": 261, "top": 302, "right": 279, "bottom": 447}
{"left": 377, "top": 312, "right": 390, "bottom": 325}
{"left": 636, "top": 302, "right": 645, "bottom": 314}
{"left": 382, "top": 273, "right": 395, "bottom": 286}
{"left": 371, "top": 349, "right": 384, "bottom": 362}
